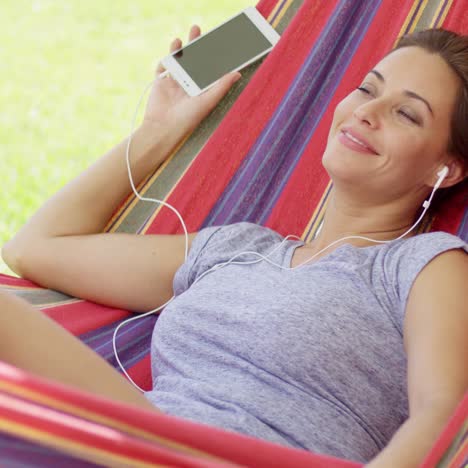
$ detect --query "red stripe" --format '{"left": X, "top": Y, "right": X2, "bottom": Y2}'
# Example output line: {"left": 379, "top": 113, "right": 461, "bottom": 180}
{"left": 421, "top": 392, "right": 468, "bottom": 467}
{"left": 0, "top": 362, "right": 359, "bottom": 467}
{"left": 125, "top": 354, "right": 152, "bottom": 392}
{"left": 442, "top": 0, "right": 468, "bottom": 34}
{"left": 42, "top": 301, "right": 130, "bottom": 335}
{"left": 0, "top": 390, "right": 231, "bottom": 467}
{"left": 0, "top": 273, "right": 42, "bottom": 288}
{"left": 431, "top": 186, "right": 467, "bottom": 234}
{"left": 268, "top": 0, "right": 415, "bottom": 236}
{"left": 449, "top": 444, "right": 468, "bottom": 468}
{"left": 0, "top": 274, "right": 130, "bottom": 336}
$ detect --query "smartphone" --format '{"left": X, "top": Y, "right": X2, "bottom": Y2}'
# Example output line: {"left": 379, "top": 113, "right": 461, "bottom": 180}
{"left": 160, "top": 7, "right": 281, "bottom": 96}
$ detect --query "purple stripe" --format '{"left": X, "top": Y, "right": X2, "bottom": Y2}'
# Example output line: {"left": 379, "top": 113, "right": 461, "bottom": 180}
{"left": 402, "top": 0, "right": 426, "bottom": 35}
{"left": 0, "top": 404, "right": 102, "bottom": 467}
{"left": 433, "top": 0, "right": 450, "bottom": 27}
{"left": 204, "top": 0, "right": 382, "bottom": 227}
{"left": 458, "top": 207, "right": 468, "bottom": 242}
{"left": 255, "top": 0, "right": 382, "bottom": 224}
{"left": 203, "top": 0, "right": 345, "bottom": 225}
{"left": 270, "top": 0, "right": 290, "bottom": 25}
{"left": 137, "top": 211, "right": 153, "bottom": 233}
{"left": 80, "top": 315, "right": 157, "bottom": 371}
{"left": 80, "top": 315, "right": 156, "bottom": 348}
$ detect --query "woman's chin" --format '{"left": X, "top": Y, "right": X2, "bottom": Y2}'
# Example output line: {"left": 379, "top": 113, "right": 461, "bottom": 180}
{"left": 322, "top": 151, "right": 362, "bottom": 183}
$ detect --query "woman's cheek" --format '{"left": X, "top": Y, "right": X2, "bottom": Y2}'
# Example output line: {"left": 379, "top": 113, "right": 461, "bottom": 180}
{"left": 389, "top": 134, "right": 427, "bottom": 172}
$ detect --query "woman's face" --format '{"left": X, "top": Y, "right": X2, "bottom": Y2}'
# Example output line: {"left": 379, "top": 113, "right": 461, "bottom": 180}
{"left": 322, "top": 46, "right": 461, "bottom": 203}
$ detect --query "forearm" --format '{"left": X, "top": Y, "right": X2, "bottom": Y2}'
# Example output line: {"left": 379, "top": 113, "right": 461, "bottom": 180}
{"left": 367, "top": 402, "right": 460, "bottom": 468}
{"left": 4, "top": 122, "right": 178, "bottom": 251}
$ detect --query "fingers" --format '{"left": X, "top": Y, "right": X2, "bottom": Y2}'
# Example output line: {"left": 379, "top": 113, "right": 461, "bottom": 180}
{"left": 156, "top": 25, "right": 201, "bottom": 76}
{"left": 170, "top": 37, "right": 182, "bottom": 53}
{"left": 189, "top": 24, "right": 201, "bottom": 42}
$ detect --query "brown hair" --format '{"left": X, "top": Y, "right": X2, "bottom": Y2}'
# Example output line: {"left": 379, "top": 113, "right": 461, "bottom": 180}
{"left": 390, "top": 28, "right": 468, "bottom": 215}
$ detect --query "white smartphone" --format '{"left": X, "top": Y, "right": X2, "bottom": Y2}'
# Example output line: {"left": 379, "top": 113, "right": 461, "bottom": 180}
{"left": 160, "top": 7, "right": 281, "bottom": 97}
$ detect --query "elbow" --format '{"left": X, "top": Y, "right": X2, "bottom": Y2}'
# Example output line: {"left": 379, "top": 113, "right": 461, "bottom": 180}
{"left": 1, "top": 240, "right": 26, "bottom": 277}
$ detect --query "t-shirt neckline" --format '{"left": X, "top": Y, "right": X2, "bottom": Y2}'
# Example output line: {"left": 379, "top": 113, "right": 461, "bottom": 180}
{"left": 283, "top": 238, "right": 393, "bottom": 270}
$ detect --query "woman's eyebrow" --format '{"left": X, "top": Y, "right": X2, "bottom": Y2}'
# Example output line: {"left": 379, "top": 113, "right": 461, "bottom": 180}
{"left": 368, "top": 69, "right": 434, "bottom": 117}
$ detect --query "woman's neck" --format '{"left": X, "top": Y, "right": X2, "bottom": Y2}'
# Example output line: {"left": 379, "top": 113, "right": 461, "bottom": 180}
{"left": 309, "top": 189, "right": 418, "bottom": 252}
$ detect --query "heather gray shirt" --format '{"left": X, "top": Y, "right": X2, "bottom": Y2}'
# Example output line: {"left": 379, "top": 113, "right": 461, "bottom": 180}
{"left": 145, "top": 222, "right": 467, "bottom": 463}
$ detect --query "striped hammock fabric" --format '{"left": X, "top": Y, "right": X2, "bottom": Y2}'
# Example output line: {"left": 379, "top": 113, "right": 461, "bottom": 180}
{"left": 0, "top": 0, "right": 467, "bottom": 466}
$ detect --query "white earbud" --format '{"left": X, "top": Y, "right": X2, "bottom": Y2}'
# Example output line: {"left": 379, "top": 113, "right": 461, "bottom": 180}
{"left": 422, "top": 165, "right": 449, "bottom": 209}
{"left": 436, "top": 165, "right": 449, "bottom": 183}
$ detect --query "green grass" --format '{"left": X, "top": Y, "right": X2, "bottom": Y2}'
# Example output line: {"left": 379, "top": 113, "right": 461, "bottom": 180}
{"left": 0, "top": 0, "right": 253, "bottom": 275}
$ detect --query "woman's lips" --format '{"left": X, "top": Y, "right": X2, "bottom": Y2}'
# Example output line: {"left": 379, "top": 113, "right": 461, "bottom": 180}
{"left": 338, "top": 130, "right": 379, "bottom": 155}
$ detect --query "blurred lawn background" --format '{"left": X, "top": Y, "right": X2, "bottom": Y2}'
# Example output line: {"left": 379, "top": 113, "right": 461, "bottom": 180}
{"left": 0, "top": 0, "right": 252, "bottom": 275}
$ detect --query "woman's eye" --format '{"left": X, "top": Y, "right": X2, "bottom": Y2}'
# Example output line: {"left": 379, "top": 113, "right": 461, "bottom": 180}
{"left": 398, "top": 110, "right": 418, "bottom": 124}
{"left": 356, "top": 86, "right": 371, "bottom": 95}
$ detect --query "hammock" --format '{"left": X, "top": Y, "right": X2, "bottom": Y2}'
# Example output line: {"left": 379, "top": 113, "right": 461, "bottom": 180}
{"left": 0, "top": 0, "right": 467, "bottom": 465}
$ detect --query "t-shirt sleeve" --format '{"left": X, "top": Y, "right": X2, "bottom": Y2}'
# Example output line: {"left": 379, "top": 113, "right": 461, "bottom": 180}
{"left": 172, "top": 221, "right": 277, "bottom": 296}
{"left": 172, "top": 225, "right": 224, "bottom": 296}
{"left": 386, "top": 232, "right": 468, "bottom": 332}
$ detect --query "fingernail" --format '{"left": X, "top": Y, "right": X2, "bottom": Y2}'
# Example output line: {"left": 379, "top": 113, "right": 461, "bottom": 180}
{"left": 232, "top": 73, "right": 242, "bottom": 83}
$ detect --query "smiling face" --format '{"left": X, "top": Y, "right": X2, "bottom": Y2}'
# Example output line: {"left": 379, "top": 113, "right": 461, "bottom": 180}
{"left": 322, "top": 46, "right": 462, "bottom": 205}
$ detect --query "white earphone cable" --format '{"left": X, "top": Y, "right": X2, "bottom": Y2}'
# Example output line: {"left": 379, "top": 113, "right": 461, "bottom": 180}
{"left": 114, "top": 76, "right": 447, "bottom": 393}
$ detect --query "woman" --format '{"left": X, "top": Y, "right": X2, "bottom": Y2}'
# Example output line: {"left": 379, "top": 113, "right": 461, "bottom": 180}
{"left": 1, "top": 26, "right": 467, "bottom": 467}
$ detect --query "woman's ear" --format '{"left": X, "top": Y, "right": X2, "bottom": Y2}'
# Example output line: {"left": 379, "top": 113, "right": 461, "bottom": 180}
{"left": 438, "top": 157, "right": 466, "bottom": 189}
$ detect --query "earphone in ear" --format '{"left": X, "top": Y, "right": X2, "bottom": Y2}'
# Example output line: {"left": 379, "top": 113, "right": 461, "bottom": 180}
{"left": 422, "top": 165, "right": 449, "bottom": 209}
{"left": 437, "top": 165, "right": 449, "bottom": 180}
{"left": 434, "top": 165, "right": 449, "bottom": 191}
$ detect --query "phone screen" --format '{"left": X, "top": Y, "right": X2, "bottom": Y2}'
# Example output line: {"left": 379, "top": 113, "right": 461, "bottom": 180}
{"left": 173, "top": 12, "right": 272, "bottom": 90}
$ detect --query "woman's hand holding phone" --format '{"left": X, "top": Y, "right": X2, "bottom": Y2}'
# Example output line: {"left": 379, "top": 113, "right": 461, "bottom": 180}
{"left": 142, "top": 25, "right": 242, "bottom": 139}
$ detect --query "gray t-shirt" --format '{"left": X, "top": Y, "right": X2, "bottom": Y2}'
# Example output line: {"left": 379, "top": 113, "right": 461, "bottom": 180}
{"left": 145, "top": 222, "right": 467, "bottom": 463}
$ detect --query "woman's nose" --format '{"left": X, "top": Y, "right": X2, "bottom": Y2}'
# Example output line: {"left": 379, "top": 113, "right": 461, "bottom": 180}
{"left": 353, "top": 102, "right": 380, "bottom": 128}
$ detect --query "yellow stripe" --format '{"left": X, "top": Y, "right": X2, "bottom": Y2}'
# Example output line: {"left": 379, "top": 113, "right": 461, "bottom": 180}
{"left": 448, "top": 425, "right": 468, "bottom": 468}
{"left": 107, "top": 134, "right": 191, "bottom": 234}
{"left": 0, "top": 379, "right": 230, "bottom": 463}
{"left": 268, "top": 0, "right": 285, "bottom": 24}
{"left": 393, "top": 0, "right": 423, "bottom": 45}
{"left": 0, "top": 284, "right": 44, "bottom": 292}
{"left": 432, "top": 0, "right": 454, "bottom": 27}
{"left": 140, "top": 144, "right": 198, "bottom": 234}
{"left": 409, "top": 0, "right": 429, "bottom": 30}
{"left": 430, "top": 0, "right": 445, "bottom": 27}
{"left": 302, "top": 181, "right": 331, "bottom": 241}
{"left": 38, "top": 298, "right": 84, "bottom": 309}
{"left": 0, "top": 418, "right": 169, "bottom": 468}
{"left": 270, "top": 0, "right": 296, "bottom": 29}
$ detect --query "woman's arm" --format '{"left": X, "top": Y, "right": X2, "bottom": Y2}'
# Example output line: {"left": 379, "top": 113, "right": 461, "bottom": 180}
{"left": 367, "top": 248, "right": 468, "bottom": 468}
